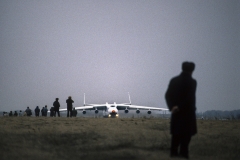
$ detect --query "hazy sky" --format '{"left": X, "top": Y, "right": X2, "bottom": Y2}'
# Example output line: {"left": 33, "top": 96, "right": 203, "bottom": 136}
{"left": 0, "top": 0, "right": 239, "bottom": 113}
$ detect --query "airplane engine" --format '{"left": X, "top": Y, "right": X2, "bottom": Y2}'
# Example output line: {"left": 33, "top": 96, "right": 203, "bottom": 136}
{"left": 95, "top": 110, "right": 98, "bottom": 114}
{"left": 136, "top": 110, "right": 140, "bottom": 114}
{"left": 147, "top": 110, "right": 151, "bottom": 114}
{"left": 125, "top": 109, "right": 129, "bottom": 113}
{"left": 82, "top": 110, "right": 86, "bottom": 114}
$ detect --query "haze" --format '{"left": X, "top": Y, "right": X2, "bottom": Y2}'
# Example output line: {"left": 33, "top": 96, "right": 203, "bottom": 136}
{"left": 0, "top": 0, "right": 239, "bottom": 113}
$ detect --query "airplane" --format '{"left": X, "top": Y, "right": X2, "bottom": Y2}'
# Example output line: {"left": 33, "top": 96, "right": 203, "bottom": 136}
{"left": 58, "top": 93, "right": 169, "bottom": 118}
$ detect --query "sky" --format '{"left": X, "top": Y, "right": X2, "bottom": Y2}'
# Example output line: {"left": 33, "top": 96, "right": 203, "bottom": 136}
{"left": 0, "top": 0, "right": 239, "bottom": 113}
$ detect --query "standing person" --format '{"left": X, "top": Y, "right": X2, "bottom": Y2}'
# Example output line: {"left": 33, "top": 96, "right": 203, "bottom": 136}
{"left": 66, "top": 96, "right": 74, "bottom": 117}
{"left": 43, "top": 105, "right": 48, "bottom": 117}
{"left": 25, "top": 107, "right": 32, "bottom": 116}
{"left": 41, "top": 107, "right": 44, "bottom": 116}
{"left": 9, "top": 111, "right": 13, "bottom": 116}
{"left": 19, "top": 110, "right": 23, "bottom": 116}
{"left": 165, "top": 62, "right": 197, "bottom": 159}
{"left": 50, "top": 107, "right": 54, "bottom": 117}
{"left": 72, "top": 107, "right": 77, "bottom": 117}
{"left": 35, "top": 106, "right": 40, "bottom": 117}
{"left": 14, "top": 111, "right": 18, "bottom": 116}
{"left": 53, "top": 98, "right": 60, "bottom": 117}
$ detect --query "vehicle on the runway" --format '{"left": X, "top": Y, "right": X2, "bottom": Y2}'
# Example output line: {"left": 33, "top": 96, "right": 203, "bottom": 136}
{"left": 59, "top": 93, "right": 168, "bottom": 118}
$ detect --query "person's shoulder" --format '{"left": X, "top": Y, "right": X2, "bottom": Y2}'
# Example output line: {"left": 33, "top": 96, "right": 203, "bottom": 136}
{"left": 170, "top": 75, "right": 181, "bottom": 82}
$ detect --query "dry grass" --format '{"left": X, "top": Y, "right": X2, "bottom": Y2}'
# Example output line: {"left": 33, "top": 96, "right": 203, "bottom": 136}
{"left": 0, "top": 117, "right": 239, "bottom": 160}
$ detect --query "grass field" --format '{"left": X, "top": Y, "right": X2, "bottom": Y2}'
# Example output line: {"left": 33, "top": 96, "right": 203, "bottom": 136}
{"left": 0, "top": 117, "right": 239, "bottom": 160}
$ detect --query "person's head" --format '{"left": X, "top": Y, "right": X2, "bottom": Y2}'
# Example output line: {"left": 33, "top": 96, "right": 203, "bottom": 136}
{"left": 27, "top": 107, "right": 29, "bottom": 109}
{"left": 56, "top": 98, "right": 59, "bottom": 101}
{"left": 182, "top": 61, "right": 195, "bottom": 74}
{"left": 45, "top": 105, "right": 47, "bottom": 108}
{"left": 68, "top": 96, "right": 72, "bottom": 99}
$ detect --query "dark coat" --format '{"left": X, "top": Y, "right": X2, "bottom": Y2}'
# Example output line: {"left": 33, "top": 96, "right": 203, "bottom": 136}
{"left": 25, "top": 108, "right": 32, "bottom": 116}
{"left": 14, "top": 111, "right": 18, "bottom": 116}
{"left": 66, "top": 98, "right": 74, "bottom": 110}
{"left": 53, "top": 101, "right": 60, "bottom": 111}
{"left": 41, "top": 108, "right": 44, "bottom": 116}
{"left": 43, "top": 107, "right": 48, "bottom": 116}
{"left": 165, "top": 72, "right": 197, "bottom": 136}
{"left": 50, "top": 107, "right": 54, "bottom": 117}
{"left": 35, "top": 107, "right": 40, "bottom": 113}
{"left": 72, "top": 109, "right": 77, "bottom": 117}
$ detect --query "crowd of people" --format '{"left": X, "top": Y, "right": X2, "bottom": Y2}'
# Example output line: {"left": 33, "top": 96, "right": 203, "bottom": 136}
{"left": 3, "top": 96, "right": 78, "bottom": 117}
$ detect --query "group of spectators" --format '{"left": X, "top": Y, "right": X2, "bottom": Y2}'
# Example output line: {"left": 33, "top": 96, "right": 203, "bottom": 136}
{"left": 4, "top": 96, "right": 77, "bottom": 117}
{"left": 31, "top": 96, "right": 77, "bottom": 117}
{"left": 34, "top": 105, "right": 48, "bottom": 117}
{"left": 4, "top": 111, "right": 19, "bottom": 116}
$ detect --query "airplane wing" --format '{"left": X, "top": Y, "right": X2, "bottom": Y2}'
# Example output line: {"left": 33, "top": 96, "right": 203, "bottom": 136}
{"left": 117, "top": 104, "right": 169, "bottom": 111}
{"left": 58, "top": 104, "right": 107, "bottom": 112}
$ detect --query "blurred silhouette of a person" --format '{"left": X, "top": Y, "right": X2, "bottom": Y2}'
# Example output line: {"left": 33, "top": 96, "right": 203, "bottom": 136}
{"left": 9, "top": 111, "right": 13, "bottom": 116}
{"left": 35, "top": 106, "right": 40, "bottom": 117}
{"left": 43, "top": 105, "right": 48, "bottom": 117}
{"left": 14, "top": 111, "right": 18, "bottom": 116}
{"left": 50, "top": 107, "right": 54, "bottom": 117}
{"left": 19, "top": 110, "right": 23, "bottom": 116}
{"left": 53, "top": 98, "right": 60, "bottom": 117}
{"left": 72, "top": 107, "right": 77, "bottom": 117}
{"left": 41, "top": 107, "right": 44, "bottom": 116}
{"left": 165, "top": 62, "right": 197, "bottom": 159}
{"left": 66, "top": 96, "right": 74, "bottom": 117}
{"left": 25, "top": 107, "right": 32, "bottom": 116}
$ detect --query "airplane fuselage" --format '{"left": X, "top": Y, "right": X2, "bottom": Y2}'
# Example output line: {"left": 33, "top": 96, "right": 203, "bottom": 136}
{"left": 66, "top": 93, "right": 169, "bottom": 118}
{"left": 106, "top": 102, "right": 119, "bottom": 118}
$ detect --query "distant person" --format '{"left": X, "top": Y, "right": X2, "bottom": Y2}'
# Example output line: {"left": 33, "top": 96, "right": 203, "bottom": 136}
{"left": 50, "top": 107, "right": 54, "bottom": 117}
{"left": 66, "top": 96, "right": 74, "bottom": 117}
{"left": 165, "top": 62, "right": 197, "bottom": 159}
{"left": 9, "top": 111, "right": 13, "bottom": 116}
{"left": 14, "top": 111, "right": 18, "bottom": 116}
{"left": 25, "top": 107, "right": 32, "bottom": 116}
{"left": 53, "top": 98, "right": 60, "bottom": 117}
{"left": 72, "top": 108, "right": 77, "bottom": 117}
{"left": 19, "top": 110, "right": 23, "bottom": 116}
{"left": 35, "top": 106, "right": 40, "bottom": 117}
{"left": 41, "top": 107, "right": 44, "bottom": 116}
{"left": 3, "top": 112, "right": 8, "bottom": 116}
{"left": 43, "top": 105, "right": 48, "bottom": 117}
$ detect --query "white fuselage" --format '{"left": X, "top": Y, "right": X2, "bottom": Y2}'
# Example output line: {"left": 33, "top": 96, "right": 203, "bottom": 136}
{"left": 106, "top": 102, "right": 119, "bottom": 117}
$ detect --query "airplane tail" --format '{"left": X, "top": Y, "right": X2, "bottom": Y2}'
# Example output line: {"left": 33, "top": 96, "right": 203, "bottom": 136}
{"left": 84, "top": 93, "right": 92, "bottom": 106}
{"left": 121, "top": 92, "right": 131, "bottom": 105}
{"left": 128, "top": 92, "right": 131, "bottom": 105}
{"left": 84, "top": 93, "right": 86, "bottom": 106}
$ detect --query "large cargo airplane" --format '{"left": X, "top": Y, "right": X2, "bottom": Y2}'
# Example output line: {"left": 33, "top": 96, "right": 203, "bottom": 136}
{"left": 59, "top": 93, "right": 169, "bottom": 117}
